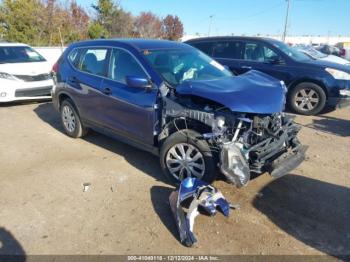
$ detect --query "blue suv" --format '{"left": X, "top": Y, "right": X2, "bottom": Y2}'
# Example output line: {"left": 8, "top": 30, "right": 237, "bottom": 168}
{"left": 186, "top": 37, "right": 350, "bottom": 115}
{"left": 52, "top": 39, "right": 306, "bottom": 187}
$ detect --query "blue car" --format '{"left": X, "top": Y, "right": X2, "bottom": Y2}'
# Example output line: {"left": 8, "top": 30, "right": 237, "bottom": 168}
{"left": 186, "top": 37, "right": 350, "bottom": 115}
{"left": 52, "top": 39, "right": 306, "bottom": 187}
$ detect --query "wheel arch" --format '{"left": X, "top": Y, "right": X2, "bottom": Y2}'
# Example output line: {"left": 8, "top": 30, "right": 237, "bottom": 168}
{"left": 157, "top": 117, "right": 212, "bottom": 147}
{"left": 287, "top": 78, "right": 329, "bottom": 99}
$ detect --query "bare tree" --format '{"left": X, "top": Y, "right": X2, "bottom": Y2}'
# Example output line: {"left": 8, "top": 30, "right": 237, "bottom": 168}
{"left": 134, "top": 11, "right": 162, "bottom": 39}
{"left": 162, "top": 15, "right": 184, "bottom": 41}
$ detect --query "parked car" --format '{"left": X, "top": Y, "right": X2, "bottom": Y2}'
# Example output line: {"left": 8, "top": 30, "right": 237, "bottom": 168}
{"left": 185, "top": 37, "right": 350, "bottom": 115}
{"left": 335, "top": 42, "right": 350, "bottom": 60}
{"left": 295, "top": 45, "right": 350, "bottom": 66}
{"left": 316, "top": 44, "right": 342, "bottom": 57}
{"left": 0, "top": 43, "right": 53, "bottom": 102}
{"left": 52, "top": 39, "right": 306, "bottom": 187}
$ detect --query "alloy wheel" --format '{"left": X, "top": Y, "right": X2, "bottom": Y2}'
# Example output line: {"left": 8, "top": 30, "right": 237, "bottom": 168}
{"left": 62, "top": 105, "right": 76, "bottom": 133}
{"left": 294, "top": 88, "right": 320, "bottom": 111}
{"left": 165, "top": 143, "right": 205, "bottom": 181}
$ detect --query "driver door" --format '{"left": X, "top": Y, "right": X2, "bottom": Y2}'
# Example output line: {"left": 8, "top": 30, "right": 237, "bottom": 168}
{"left": 239, "top": 41, "right": 291, "bottom": 83}
{"left": 99, "top": 48, "right": 158, "bottom": 145}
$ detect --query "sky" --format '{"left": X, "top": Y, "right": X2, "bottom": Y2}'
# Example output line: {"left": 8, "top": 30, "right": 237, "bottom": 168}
{"left": 76, "top": 0, "right": 350, "bottom": 37}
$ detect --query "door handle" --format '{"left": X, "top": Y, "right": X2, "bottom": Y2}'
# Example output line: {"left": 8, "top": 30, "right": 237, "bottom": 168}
{"left": 241, "top": 66, "right": 252, "bottom": 69}
{"left": 102, "top": 87, "right": 112, "bottom": 95}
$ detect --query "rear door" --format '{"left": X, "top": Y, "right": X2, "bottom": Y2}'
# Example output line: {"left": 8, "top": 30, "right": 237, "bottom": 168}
{"left": 98, "top": 47, "right": 157, "bottom": 145}
{"left": 71, "top": 47, "right": 110, "bottom": 125}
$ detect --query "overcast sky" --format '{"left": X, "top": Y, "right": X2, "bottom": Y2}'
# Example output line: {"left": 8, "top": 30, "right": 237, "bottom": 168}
{"left": 77, "top": 0, "right": 350, "bottom": 36}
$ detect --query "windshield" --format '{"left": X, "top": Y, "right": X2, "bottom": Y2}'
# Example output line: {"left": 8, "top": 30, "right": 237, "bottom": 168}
{"left": 271, "top": 41, "right": 311, "bottom": 62}
{"left": 143, "top": 48, "right": 232, "bottom": 86}
{"left": 0, "top": 46, "right": 46, "bottom": 63}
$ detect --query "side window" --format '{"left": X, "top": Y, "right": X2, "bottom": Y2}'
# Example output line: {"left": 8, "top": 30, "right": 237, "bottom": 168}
{"left": 244, "top": 42, "right": 279, "bottom": 62}
{"left": 67, "top": 48, "right": 80, "bottom": 68}
{"left": 80, "top": 48, "right": 109, "bottom": 76}
{"left": 212, "top": 41, "right": 243, "bottom": 59}
{"left": 190, "top": 42, "right": 214, "bottom": 56}
{"left": 109, "top": 48, "right": 147, "bottom": 84}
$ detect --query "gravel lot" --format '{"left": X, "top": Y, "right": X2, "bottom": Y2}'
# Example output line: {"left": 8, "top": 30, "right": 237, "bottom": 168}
{"left": 0, "top": 101, "right": 349, "bottom": 258}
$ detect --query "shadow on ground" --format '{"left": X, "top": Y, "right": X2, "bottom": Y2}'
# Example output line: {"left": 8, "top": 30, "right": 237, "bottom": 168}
{"left": 302, "top": 115, "right": 350, "bottom": 137}
{"left": 33, "top": 102, "right": 170, "bottom": 185}
{"left": 253, "top": 175, "right": 350, "bottom": 258}
{"left": 0, "top": 227, "right": 26, "bottom": 261}
{"left": 150, "top": 186, "right": 179, "bottom": 242}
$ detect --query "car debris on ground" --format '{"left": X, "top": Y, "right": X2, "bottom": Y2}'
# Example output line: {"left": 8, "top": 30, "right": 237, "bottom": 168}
{"left": 169, "top": 177, "right": 238, "bottom": 247}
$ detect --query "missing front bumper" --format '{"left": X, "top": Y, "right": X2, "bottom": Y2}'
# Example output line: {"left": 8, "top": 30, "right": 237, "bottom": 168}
{"left": 328, "top": 95, "right": 350, "bottom": 109}
{"left": 269, "top": 145, "right": 308, "bottom": 178}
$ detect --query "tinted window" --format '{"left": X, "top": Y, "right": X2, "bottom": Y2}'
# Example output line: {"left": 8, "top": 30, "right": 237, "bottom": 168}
{"left": 0, "top": 46, "right": 46, "bottom": 63}
{"left": 109, "top": 48, "right": 147, "bottom": 84}
{"left": 244, "top": 42, "right": 280, "bottom": 62}
{"left": 213, "top": 41, "right": 243, "bottom": 59}
{"left": 190, "top": 42, "right": 214, "bottom": 56}
{"left": 80, "top": 48, "right": 108, "bottom": 76}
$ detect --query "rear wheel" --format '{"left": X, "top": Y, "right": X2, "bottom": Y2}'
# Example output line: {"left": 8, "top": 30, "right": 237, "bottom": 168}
{"left": 288, "top": 82, "right": 326, "bottom": 115}
{"left": 60, "top": 99, "right": 87, "bottom": 138}
{"left": 160, "top": 130, "right": 217, "bottom": 185}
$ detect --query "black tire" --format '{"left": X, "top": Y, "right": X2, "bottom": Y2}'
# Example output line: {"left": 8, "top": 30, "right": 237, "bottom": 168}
{"left": 288, "top": 82, "right": 326, "bottom": 115}
{"left": 60, "top": 99, "right": 87, "bottom": 138}
{"left": 160, "top": 129, "right": 217, "bottom": 185}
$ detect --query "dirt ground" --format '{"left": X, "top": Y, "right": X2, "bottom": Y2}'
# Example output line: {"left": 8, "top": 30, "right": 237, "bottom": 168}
{"left": 0, "top": 101, "right": 349, "bottom": 258}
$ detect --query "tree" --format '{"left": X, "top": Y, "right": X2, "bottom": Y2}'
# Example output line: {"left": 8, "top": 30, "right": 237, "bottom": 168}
{"left": 88, "top": 21, "right": 108, "bottom": 39}
{"left": 162, "top": 15, "right": 184, "bottom": 41}
{"left": 90, "top": 0, "right": 134, "bottom": 38}
{"left": 0, "top": 0, "right": 89, "bottom": 45}
{"left": 134, "top": 12, "right": 162, "bottom": 39}
{"left": 0, "top": 0, "right": 45, "bottom": 45}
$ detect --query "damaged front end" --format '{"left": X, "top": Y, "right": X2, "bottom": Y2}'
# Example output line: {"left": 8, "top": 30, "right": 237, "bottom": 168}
{"left": 159, "top": 71, "right": 307, "bottom": 188}
{"left": 218, "top": 113, "right": 307, "bottom": 187}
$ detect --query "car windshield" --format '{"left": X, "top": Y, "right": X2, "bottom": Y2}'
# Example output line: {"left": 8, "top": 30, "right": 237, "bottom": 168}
{"left": 0, "top": 46, "right": 46, "bottom": 63}
{"left": 143, "top": 48, "right": 232, "bottom": 86}
{"left": 271, "top": 41, "right": 311, "bottom": 62}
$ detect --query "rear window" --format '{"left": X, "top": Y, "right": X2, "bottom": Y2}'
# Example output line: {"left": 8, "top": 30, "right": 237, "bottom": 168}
{"left": 80, "top": 48, "right": 109, "bottom": 77}
{"left": 0, "top": 46, "right": 46, "bottom": 63}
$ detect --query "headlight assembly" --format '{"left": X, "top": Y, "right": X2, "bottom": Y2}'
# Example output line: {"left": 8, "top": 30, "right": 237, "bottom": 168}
{"left": 340, "top": 89, "right": 350, "bottom": 96}
{"left": 0, "top": 72, "right": 16, "bottom": 81}
{"left": 325, "top": 68, "right": 350, "bottom": 80}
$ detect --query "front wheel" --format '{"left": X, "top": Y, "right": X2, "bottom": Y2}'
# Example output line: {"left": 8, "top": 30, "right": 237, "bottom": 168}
{"left": 160, "top": 130, "right": 217, "bottom": 185}
{"left": 288, "top": 82, "right": 326, "bottom": 115}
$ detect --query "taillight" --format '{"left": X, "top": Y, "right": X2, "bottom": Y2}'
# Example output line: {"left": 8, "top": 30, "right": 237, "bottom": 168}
{"left": 340, "top": 48, "right": 346, "bottom": 57}
{"left": 52, "top": 62, "right": 59, "bottom": 73}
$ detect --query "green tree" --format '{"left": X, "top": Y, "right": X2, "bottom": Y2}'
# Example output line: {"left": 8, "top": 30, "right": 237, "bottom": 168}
{"left": 0, "top": 0, "right": 45, "bottom": 45}
{"left": 90, "top": 0, "right": 134, "bottom": 38}
{"left": 88, "top": 21, "right": 108, "bottom": 39}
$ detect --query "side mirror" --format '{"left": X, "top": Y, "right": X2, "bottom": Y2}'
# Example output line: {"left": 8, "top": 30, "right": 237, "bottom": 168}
{"left": 266, "top": 57, "right": 284, "bottom": 65}
{"left": 125, "top": 76, "right": 152, "bottom": 89}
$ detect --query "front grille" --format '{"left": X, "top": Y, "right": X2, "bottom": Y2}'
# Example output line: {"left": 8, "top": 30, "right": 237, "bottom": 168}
{"left": 14, "top": 73, "right": 52, "bottom": 82}
{"left": 15, "top": 86, "right": 52, "bottom": 97}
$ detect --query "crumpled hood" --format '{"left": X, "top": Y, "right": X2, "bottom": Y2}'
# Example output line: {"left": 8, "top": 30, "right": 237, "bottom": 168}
{"left": 176, "top": 70, "right": 286, "bottom": 114}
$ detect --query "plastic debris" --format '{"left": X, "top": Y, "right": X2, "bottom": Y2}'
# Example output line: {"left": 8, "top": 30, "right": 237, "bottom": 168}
{"left": 169, "top": 177, "right": 237, "bottom": 247}
{"left": 83, "top": 182, "right": 91, "bottom": 192}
